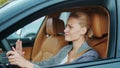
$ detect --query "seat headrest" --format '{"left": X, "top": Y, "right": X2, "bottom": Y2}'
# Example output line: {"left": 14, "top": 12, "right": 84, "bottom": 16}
{"left": 46, "top": 18, "right": 65, "bottom": 35}
{"left": 91, "top": 13, "right": 108, "bottom": 38}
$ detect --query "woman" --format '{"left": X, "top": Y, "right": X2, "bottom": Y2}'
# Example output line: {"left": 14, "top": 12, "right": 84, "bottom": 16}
{"left": 7, "top": 11, "right": 99, "bottom": 68}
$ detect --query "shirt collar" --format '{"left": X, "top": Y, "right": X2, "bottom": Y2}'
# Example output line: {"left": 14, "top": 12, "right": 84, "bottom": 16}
{"left": 77, "top": 41, "right": 91, "bottom": 53}
{"left": 68, "top": 41, "right": 91, "bottom": 53}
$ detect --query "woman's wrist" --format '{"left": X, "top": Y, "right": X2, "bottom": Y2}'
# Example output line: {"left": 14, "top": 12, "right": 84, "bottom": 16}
{"left": 22, "top": 59, "right": 33, "bottom": 68}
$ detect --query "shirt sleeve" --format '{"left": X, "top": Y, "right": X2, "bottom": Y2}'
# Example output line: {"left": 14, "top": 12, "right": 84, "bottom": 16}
{"left": 32, "top": 57, "right": 56, "bottom": 68}
{"left": 33, "top": 56, "right": 56, "bottom": 68}
{"left": 32, "top": 45, "right": 69, "bottom": 68}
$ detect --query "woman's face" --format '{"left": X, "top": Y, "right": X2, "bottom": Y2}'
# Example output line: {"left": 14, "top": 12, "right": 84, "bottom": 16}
{"left": 64, "top": 17, "right": 86, "bottom": 41}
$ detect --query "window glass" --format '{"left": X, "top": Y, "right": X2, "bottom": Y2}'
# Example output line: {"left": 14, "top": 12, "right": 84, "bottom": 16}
{"left": 6, "top": 16, "right": 45, "bottom": 46}
{"left": 59, "top": 12, "right": 70, "bottom": 25}
{"left": 1, "top": 6, "right": 110, "bottom": 66}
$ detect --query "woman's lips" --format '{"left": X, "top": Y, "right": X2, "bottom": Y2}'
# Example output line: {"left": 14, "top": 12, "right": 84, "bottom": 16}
{"left": 65, "top": 33, "right": 69, "bottom": 36}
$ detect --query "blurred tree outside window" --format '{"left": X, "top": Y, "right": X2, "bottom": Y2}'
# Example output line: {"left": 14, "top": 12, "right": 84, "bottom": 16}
{"left": 0, "top": 0, "right": 9, "bottom": 7}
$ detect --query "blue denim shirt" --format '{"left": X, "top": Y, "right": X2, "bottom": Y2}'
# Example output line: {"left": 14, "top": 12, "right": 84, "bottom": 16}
{"left": 33, "top": 42, "right": 99, "bottom": 68}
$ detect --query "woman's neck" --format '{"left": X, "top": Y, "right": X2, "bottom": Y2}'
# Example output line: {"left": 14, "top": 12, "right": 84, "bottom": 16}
{"left": 72, "top": 37, "right": 85, "bottom": 53}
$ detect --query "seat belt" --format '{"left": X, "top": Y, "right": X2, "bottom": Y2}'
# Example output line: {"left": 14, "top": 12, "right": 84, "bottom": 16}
{"left": 66, "top": 48, "right": 91, "bottom": 64}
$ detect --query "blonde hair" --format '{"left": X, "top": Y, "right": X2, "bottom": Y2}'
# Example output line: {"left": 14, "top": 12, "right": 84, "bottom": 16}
{"left": 69, "top": 11, "right": 92, "bottom": 39}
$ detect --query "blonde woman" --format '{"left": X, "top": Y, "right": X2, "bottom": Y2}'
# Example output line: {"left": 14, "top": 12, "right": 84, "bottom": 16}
{"left": 7, "top": 11, "right": 99, "bottom": 68}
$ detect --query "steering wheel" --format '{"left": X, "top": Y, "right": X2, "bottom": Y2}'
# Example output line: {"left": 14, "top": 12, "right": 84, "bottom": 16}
{"left": 0, "top": 39, "right": 20, "bottom": 68}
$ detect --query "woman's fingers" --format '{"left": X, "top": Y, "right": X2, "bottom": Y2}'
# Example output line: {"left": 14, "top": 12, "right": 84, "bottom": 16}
{"left": 6, "top": 49, "right": 31, "bottom": 67}
{"left": 16, "top": 40, "right": 22, "bottom": 51}
{"left": 9, "top": 57, "right": 18, "bottom": 65}
{"left": 7, "top": 51, "right": 17, "bottom": 65}
{"left": 12, "top": 47, "right": 17, "bottom": 52}
{"left": 7, "top": 51, "right": 21, "bottom": 65}
{"left": 22, "top": 51, "right": 25, "bottom": 56}
{"left": 7, "top": 50, "right": 18, "bottom": 60}
{"left": 10, "top": 61, "right": 16, "bottom": 65}
{"left": 15, "top": 40, "right": 24, "bottom": 56}
{"left": 7, "top": 51, "right": 15, "bottom": 57}
{"left": 9, "top": 56, "right": 19, "bottom": 64}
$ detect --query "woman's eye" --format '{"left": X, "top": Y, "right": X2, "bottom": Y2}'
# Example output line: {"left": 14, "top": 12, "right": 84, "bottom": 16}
{"left": 69, "top": 26, "right": 73, "bottom": 28}
{"left": 65, "top": 25, "right": 73, "bottom": 29}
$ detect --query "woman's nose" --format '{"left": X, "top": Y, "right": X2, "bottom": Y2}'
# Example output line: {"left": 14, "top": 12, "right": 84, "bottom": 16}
{"left": 64, "top": 27, "right": 68, "bottom": 33}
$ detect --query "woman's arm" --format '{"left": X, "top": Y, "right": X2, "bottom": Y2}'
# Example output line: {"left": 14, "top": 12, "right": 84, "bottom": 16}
{"left": 7, "top": 40, "right": 68, "bottom": 68}
{"left": 33, "top": 45, "right": 70, "bottom": 67}
{"left": 7, "top": 47, "right": 34, "bottom": 68}
{"left": 6, "top": 40, "right": 34, "bottom": 68}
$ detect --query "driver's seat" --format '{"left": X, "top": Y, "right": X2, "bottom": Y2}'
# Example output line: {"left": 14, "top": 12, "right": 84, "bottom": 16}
{"left": 32, "top": 18, "right": 68, "bottom": 62}
{"left": 88, "top": 13, "right": 109, "bottom": 58}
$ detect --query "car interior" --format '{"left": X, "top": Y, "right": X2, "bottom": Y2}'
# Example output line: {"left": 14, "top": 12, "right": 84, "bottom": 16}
{"left": 30, "top": 6, "right": 109, "bottom": 62}
{"left": 0, "top": 6, "right": 109, "bottom": 64}
{"left": 88, "top": 12, "right": 109, "bottom": 58}
{"left": 31, "top": 17, "right": 68, "bottom": 62}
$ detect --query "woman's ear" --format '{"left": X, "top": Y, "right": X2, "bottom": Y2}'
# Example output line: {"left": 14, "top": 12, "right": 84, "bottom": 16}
{"left": 81, "top": 27, "right": 87, "bottom": 35}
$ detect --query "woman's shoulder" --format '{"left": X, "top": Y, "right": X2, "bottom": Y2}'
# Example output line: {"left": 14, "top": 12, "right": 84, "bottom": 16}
{"left": 83, "top": 48, "right": 99, "bottom": 57}
{"left": 74, "top": 49, "right": 99, "bottom": 63}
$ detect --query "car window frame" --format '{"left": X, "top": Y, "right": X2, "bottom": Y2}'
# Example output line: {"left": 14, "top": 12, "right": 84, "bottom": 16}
{"left": 116, "top": 0, "right": 120, "bottom": 58}
{"left": 0, "top": 0, "right": 118, "bottom": 67}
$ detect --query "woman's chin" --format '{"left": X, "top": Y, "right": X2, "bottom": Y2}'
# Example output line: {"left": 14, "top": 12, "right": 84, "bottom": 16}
{"left": 65, "top": 38, "right": 71, "bottom": 41}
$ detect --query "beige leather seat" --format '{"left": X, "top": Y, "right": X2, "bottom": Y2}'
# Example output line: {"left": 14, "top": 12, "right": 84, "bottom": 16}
{"left": 88, "top": 13, "right": 109, "bottom": 58}
{"left": 32, "top": 18, "right": 68, "bottom": 62}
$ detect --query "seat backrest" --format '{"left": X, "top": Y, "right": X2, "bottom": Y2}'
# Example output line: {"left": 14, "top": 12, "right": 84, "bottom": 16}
{"left": 88, "top": 13, "right": 109, "bottom": 58}
{"left": 32, "top": 18, "right": 68, "bottom": 62}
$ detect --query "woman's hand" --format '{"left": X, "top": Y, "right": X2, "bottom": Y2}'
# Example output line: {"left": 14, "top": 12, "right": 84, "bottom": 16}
{"left": 15, "top": 40, "right": 25, "bottom": 56}
{"left": 7, "top": 47, "right": 33, "bottom": 68}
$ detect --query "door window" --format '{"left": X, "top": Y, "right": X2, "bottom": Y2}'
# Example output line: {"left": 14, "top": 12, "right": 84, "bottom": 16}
{"left": 6, "top": 16, "right": 45, "bottom": 46}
